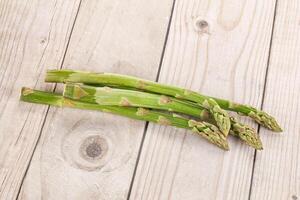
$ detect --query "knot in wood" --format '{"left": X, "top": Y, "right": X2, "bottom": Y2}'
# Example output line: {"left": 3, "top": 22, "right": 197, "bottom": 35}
{"left": 61, "top": 127, "right": 114, "bottom": 172}
{"left": 80, "top": 136, "right": 108, "bottom": 161}
{"left": 86, "top": 142, "right": 102, "bottom": 158}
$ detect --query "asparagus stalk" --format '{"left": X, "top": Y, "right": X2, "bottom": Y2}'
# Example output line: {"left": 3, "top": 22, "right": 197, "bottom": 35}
{"left": 64, "top": 83, "right": 262, "bottom": 149}
{"left": 63, "top": 83, "right": 204, "bottom": 117}
{"left": 46, "top": 70, "right": 231, "bottom": 136}
{"left": 20, "top": 87, "right": 229, "bottom": 150}
{"left": 45, "top": 69, "right": 282, "bottom": 132}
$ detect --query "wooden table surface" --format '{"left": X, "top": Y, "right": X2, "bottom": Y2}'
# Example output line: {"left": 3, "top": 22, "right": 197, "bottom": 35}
{"left": 1, "top": 0, "right": 299, "bottom": 199}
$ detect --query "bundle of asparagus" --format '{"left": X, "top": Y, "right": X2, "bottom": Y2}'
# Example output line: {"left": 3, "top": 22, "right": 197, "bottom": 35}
{"left": 20, "top": 69, "right": 282, "bottom": 150}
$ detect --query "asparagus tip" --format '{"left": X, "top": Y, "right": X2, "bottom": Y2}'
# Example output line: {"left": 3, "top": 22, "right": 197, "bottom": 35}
{"left": 190, "top": 121, "right": 230, "bottom": 150}
{"left": 252, "top": 137, "right": 263, "bottom": 150}
{"left": 272, "top": 122, "right": 283, "bottom": 132}
{"left": 217, "top": 116, "right": 231, "bottom": 137}
{"left": 248, "top": 110, "right": 283, "bottom": 132}
{"left": 223, "top": 142, "right": 230, "bottom": 151}
{"left": 230, "top": 117, "right": 263, "bottom": 150}
{"left": 204, "top": 98, "right": 231, "bottom": 137}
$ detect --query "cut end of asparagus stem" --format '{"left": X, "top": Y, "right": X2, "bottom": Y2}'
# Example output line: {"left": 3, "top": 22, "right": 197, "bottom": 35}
{"left": 45, "top": 69, "right": 75, "bottom": 82}
{"left": 21, "top": 87, "right": 34, "bottom": 96}
{"left": 63, "top": 83, "right": 90, "bottom": 99}
{"left": 230, "top": 117, "right": 263, "bottom": 150}
{"left": 20, "top": 87, "right": 64, "bottom": 107}
{"left": 248, "top": 110, "right": 283, "bottom": 132}
{"left": 189, "top": 120, "right": 229, "bottom": 150}
{"left": 202, "top": 98, "right": 231, "bottom": 137}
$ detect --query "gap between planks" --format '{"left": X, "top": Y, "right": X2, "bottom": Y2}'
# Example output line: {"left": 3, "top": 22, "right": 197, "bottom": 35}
{"left": 16, "top": 0, "right": 83, "bottom": 198}
{"left": 247, "top": 0, "right": 279, "bottom": 199}
{"left": 17, "top": 0, "right": 176, "bottom": 199}
{"left": 126, "top": 0, "right": 177, "bottom": 199}
{"left": 128, "top": 0, "right": 280, "bottom": 199}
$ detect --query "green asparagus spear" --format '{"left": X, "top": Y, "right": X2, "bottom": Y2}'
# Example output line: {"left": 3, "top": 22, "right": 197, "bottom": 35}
{"left": 46, "top": 70, "right": 231, "bottom": 136}
{"left": 64, "top": 83, "right": 262, "bottom": 149}
{"left": 211, "top": 98, "right": 282, "bottom": 132}
{"left": 20, "top": 87, "right": 229, "bottom": 150}
{"left": 63, "top": 83, "right": 204, "bottom": 117}
{"left": 45, "top": 69, "right": 281, "bottom": 132}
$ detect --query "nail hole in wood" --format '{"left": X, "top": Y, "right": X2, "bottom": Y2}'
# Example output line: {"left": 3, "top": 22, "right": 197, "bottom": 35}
{"left": 194, "top": 18, "right": 209, "bottom": 33}
{"left": 196, "top": 20, "right": 208, "bottom": 29}
{"left": 292, "top": 195, "right": 298, "bottom": 200}
{"left": 40, "top": 39, "right": 46, "bottom": 44}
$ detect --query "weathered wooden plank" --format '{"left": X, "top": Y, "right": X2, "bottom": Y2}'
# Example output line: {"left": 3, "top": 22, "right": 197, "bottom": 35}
{"left": 0, "top": 0, "right": 81, "bottom": 199}
{"left": 250, "top": 0, "right": 300, "bottom": 199}
{"left": 18, "top": 0, "right": 174, "bottom": 199}
{"left": 130, "top": 0, "right": 278, "bottom": 199}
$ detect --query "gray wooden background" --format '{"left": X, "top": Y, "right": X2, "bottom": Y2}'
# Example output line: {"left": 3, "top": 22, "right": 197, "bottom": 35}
{"left": 0, "top": 0, "right": 299, "bottom": 199}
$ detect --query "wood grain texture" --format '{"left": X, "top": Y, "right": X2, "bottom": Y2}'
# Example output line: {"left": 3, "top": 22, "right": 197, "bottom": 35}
{"left": 0, "top": 0, "right": 81, "bottom": 199}
{"left": 130, "top": 0, "right": 278, "bottom": 199}
{"left": 18, "top": 0, "right": 174, "bottom": 199}
{"left": 250, "top": 0, "right": 300, "bottom": 199}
